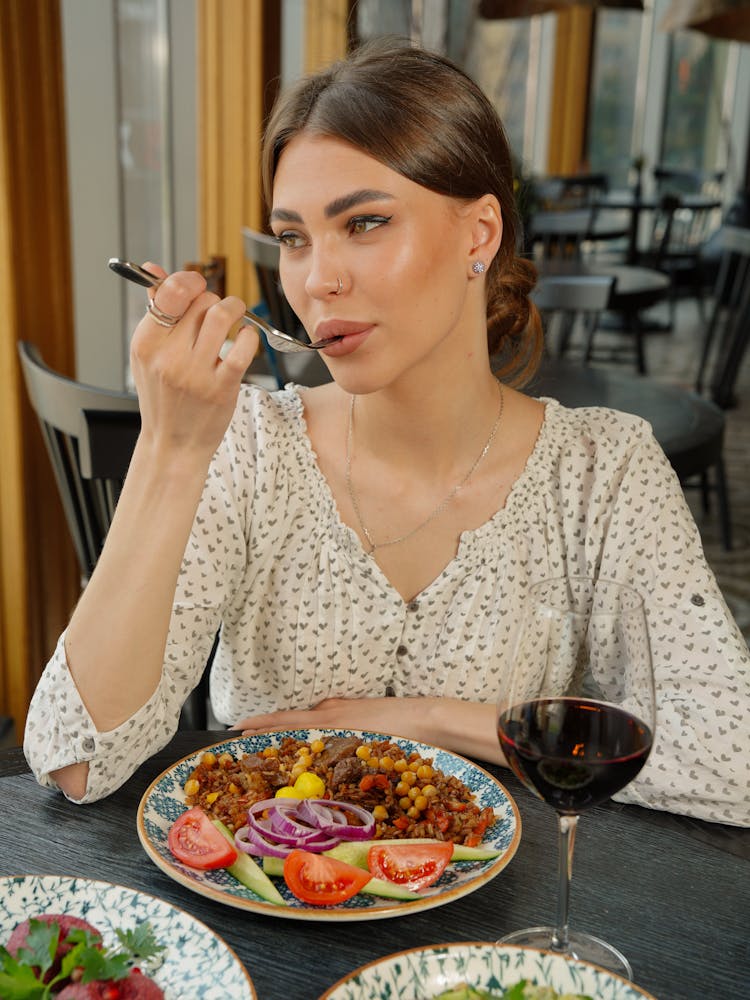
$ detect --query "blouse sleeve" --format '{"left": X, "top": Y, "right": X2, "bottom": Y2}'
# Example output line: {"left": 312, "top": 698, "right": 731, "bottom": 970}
{"left": 596, "top": 428, "right": 750, "bottom": 826}
{"left": 22, "top": 389, "right": 257, "bottom": 803}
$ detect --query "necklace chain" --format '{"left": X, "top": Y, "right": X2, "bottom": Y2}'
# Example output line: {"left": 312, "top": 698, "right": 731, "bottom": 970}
{"left": 345, "top": 381, "right": 505, "bottom": 556}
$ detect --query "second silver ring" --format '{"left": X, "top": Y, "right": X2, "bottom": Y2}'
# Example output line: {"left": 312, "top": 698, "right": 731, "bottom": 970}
{"left": 147, "top": 298, "right": 182, "bottom": 328}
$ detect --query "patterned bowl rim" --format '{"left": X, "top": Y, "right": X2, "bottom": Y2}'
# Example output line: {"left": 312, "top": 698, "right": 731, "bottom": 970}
{"left": 317, "top": 940, "right": 659, "bottom": 999}
{"left": 0, "top": 872, "right": 257, "bottom": 998}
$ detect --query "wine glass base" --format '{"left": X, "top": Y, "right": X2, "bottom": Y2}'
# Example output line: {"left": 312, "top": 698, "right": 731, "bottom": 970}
{"left": 497, "top": 926, "right": 633, "bottom": 980}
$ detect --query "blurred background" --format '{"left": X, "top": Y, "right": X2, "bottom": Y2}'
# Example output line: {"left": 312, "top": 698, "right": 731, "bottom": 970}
{"left": 1, "top": 0, "right": 749, "bottom": 743}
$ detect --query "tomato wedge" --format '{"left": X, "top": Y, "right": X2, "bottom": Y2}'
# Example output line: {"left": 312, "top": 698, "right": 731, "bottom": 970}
{"left": 283, "top": 849, "right": 371, "bottom": 906}
{"left": 367, "top": 841, "right": 453, "bottom": 890}
{"left": 168, "top": 806, "right": 238, "bottom": 870}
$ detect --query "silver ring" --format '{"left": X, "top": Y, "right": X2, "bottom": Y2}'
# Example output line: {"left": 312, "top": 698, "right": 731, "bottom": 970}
{"left": 146, "top": 298, "right": 181, "bottom": 328}
{"left": 334, "top": 277, "right": 343, "bottom": 296}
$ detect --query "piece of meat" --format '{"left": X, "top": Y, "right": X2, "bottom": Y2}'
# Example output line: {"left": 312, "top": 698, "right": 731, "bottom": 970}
{"left": 318, "top": 735, "right": 362, "bottom": 767}
{"left": 57, "top": 970, "right": 164, "bottom": 999}
{"left": 330, "top": 755, "right": 365, "bottom": 788}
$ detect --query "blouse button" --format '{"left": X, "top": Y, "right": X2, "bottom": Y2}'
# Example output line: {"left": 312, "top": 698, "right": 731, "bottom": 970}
{"left": 396, "top": 644, "right": 408, "bottom": 657}
{"left": 81, "top": 736, "right": 96, "bottom": 753}
{"left": 690, "top": 593, "right": 706, "bottom": 607}
{"left": 406, "top": 600, "right": 419, "bottom": 612}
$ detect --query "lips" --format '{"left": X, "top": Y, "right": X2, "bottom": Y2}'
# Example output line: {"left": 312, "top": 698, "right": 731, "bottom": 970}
{"left": 313, "top": 319, "right": 374, "bottom": 343}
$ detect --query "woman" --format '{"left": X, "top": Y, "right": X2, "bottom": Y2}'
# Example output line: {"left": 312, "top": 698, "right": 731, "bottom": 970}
{"left": 24, "top": 40, "right": 748, "bottom": 825}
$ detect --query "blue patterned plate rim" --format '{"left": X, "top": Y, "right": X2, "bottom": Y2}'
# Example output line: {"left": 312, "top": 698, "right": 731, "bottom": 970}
{"left": 0, "top": 873, "right": 257, "bottom": 999}
{"left": 137, "top": 728, "right": 522, "bottom": 922}
{"left": 317, "top": 941, "right": 659, "bottom": 999}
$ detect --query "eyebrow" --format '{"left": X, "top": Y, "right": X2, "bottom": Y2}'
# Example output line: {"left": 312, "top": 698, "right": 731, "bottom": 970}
{"left": 270, "top": 188, "right": 394, "bottom": 224}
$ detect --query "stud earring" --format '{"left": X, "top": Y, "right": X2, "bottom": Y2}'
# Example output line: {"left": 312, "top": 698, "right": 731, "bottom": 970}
{"left": 472, "top": 261, "right": 486, "bottom": 275}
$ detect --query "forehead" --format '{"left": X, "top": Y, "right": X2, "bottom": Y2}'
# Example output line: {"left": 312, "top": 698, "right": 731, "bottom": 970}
{"left": 272, "top": 133, "right": 414, "bottom": 207}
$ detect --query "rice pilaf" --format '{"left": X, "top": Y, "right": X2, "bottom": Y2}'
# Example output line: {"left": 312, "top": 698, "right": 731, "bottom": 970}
{"left": 183, "top": 735, "right": 495, "bottom": 845}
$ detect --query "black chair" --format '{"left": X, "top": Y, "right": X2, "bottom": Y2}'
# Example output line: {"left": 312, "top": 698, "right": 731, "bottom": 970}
{"left": 641, "top": 192, "right": 720, "bottom": 327}
{"left": 242, "top": 226, "right": 332, "bottom": 389}
{"left": 532, "top": 273, "right": 615, "bottom": 359}
{"left": 17, "top": 342, "right": 209, "bottom": 726}
{"left": 653, "top": 165, "right": 725, "bottom": 199}
{"left": 528, "top": 173, "right": 614, "bottom": 260}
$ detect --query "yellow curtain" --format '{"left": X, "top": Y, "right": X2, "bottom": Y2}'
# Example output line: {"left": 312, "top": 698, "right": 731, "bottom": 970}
{"left": 0, "top": 0, "right": 79, "bottom": 736}
{"left": 198, "top": 0, "right": 275, "bottom": 304}
{"left": 304, "top": 0, "right": 352, "bottom": 73}
{"left": 547, "top": 7, "right": 595, "bottom": 175}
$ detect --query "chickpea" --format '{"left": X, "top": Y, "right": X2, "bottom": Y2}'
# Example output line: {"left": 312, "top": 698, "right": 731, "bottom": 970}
{"left": 422, "top": 784, "right": 438, "bottom": 798}
{"left": 218, "top": 752, "right": 233, "bottom": 769}
{"left": 372, "top": 805, "right": 389, "bottom": 821}
{"left": 393, "top": 759, "right": 408, "bottom": 773}
{"left": 399, "top": 796, "right": 412, "bottom": 810}
{"left": 201, "top": 751, "right": 217, "bottom": 767}
{"left": 310, "top": 739, "right": 325, "bottom": 754}
{"left": 262, "top": 747, "right": 279, "bottom": 758}
{"left": 356, "top": 745, "right": 371, "bottom": 760}
{"left": 379, "top": 756, "right": 395, "bottom": 771}
{"left": 416, "top": 764, "right": 433, "bottom": 780}
{"left": 414, "top": 795, "right": 428, "bottom": 811}
{"left": 184, "top": 778, "right": 200, "bottom": 797}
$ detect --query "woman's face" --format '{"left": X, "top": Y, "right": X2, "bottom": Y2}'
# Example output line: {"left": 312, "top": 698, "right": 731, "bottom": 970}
{"left": 270, "top": 133, "right": 496, "bottom": 394}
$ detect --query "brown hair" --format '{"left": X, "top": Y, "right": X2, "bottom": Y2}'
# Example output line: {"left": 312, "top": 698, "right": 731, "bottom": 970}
{"left": 262, "top": 38, "right": 542, "bottom": 386}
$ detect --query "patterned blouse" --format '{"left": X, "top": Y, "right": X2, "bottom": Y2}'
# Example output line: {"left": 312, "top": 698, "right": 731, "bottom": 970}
{"left": 24, "top": 385, "right": 750, "bottom": 824}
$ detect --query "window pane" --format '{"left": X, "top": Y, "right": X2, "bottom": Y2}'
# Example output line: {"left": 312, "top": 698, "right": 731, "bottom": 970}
{"left": 661, "top": 33, "right": 729, "bottom": 174}
{"left": 587, "top": 11, "right": 642, "bottom": 188}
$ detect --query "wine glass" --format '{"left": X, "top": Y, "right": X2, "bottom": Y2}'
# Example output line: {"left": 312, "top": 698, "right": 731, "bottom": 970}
{"left": 496, "top": 576, "right": 655, "bottom": 979}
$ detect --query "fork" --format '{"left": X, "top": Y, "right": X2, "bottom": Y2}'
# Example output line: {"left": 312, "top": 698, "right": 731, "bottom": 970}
{"left": 108, "top": 258, "right": 342, "bottom": 354}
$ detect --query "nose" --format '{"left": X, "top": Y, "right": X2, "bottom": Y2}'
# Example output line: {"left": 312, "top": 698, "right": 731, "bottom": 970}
{"left": 304, "top": 243, "right": 345, "bottom": 300}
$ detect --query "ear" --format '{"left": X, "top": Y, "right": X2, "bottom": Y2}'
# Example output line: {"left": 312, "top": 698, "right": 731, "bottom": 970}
{"left": 467, "top": 195, "right": 503, "bottom": 274}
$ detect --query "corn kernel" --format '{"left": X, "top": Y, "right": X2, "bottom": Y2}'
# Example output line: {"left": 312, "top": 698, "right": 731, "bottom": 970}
{"left": 355, "top": 745, "right": 371, "bottom": 760}
{"left": 228, "top": 783, "right": 240, "bottom": 794}
{"left": 184, "top": 778, "right": 200, "bottom": 797}
{"left": 275, "top": 786, "right": 298, "bottom": 798}
{"left": 372, "top": 805, "right": 389, "bottom": 821}
{"left": 205, "top": 791, "right": 220, "bottom": 804}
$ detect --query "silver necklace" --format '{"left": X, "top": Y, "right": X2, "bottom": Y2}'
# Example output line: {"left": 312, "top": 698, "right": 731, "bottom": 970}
{"left": 345, "top": 381, "right": 505, "bottom": 555}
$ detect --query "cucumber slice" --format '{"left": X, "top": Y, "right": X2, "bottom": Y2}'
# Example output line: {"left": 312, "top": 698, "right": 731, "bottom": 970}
{"left": 213, "top": 820, "right": 286, "bottom": 905}
{"left": 261, "top": 854, "right": 420, "bottom": 900}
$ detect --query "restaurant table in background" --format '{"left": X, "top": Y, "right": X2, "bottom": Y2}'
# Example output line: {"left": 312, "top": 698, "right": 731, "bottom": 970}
{"left": 1, "top": 733, "right": 747, "bottom": 1000}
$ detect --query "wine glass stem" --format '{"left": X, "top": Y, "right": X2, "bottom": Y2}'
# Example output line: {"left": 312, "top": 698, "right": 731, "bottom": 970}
{"left": 552, "top": 813, "right": 579, "bottom": 952}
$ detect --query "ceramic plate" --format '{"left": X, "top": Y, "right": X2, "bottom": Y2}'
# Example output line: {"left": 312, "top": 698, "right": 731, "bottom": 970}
{"left": 137, "top": 729, "right": 521, "bottom": 922}
{"left": 0, "top": 874, "right": 256, "bottom": 999}
{"left": 319, "top": 942, "right": 658, "bottom": 999}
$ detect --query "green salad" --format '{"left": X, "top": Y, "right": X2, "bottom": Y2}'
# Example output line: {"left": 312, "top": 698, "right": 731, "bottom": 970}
{"left": 433, "top": 983, "right": 593, "bottom": 1000}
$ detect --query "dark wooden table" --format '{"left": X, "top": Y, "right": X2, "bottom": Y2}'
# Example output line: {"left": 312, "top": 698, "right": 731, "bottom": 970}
{"left": 1, "top": 733, "right": 747, "bottom": 1000}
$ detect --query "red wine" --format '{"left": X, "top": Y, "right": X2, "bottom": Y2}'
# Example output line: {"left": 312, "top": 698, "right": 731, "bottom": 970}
{"left": 497, "top": 698, "right": 653, "bottom": 814}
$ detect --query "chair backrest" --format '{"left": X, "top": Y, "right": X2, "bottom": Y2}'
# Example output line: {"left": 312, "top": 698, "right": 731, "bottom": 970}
{"left": 696, "top": 224, "right": 750, "bottom": 408}
{"left": 242, "top": 226, "right": 300, "bottom": 336}
{"left": 653, "top": 165, "right": 725, "bottom": 199}
{"left": 18, "top": 341, "right": 140, "bottom": 584}
{"left": 532, "top": 273, "right": 614, "bottom": 313}
{"left": 649, "top": 193, "right": 718, "bottom": 262}
{"left": 532, "top": 273, "right": 615, "bottom": 359}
